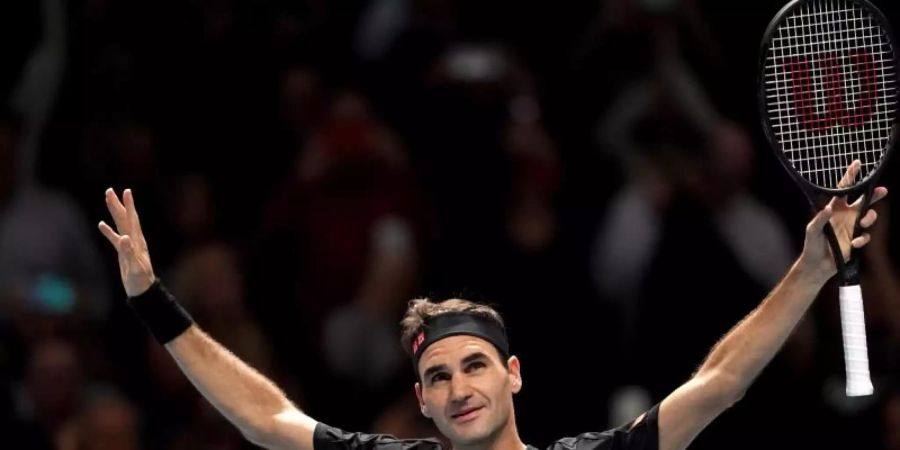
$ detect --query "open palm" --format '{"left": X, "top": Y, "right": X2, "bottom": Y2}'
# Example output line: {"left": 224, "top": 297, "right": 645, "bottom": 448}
{"left": 98, "top": 188, "right": 157, "bottom": 297}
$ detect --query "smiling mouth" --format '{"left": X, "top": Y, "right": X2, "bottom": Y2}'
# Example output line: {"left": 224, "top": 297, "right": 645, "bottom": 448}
{"left": 451, "top": 406, "right": 484, "bottom": 422}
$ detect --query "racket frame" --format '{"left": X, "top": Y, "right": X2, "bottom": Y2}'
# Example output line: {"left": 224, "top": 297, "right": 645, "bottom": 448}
{"left": 757, "top": 0, "right": 900, "bottom": 396}
{"left": 759, "top": 0, "right": 899, "bottom": 199}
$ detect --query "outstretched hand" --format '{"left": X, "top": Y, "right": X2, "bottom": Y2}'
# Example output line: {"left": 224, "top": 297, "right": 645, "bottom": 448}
{"left": 98, "top": 188, "right": 156, "bottom": 297}
{"left": 800, "top": 160, "right": 888, "bottom": 280}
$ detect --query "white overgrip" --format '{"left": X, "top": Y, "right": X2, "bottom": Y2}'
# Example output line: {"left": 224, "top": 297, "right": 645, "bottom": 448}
{"left": 838, "top": 285, "right": 874, "bottom": 397}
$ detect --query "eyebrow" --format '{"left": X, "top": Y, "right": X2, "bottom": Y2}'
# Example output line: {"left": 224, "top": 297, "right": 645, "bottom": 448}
{"left": 461, "top": 351, "right": 489, "bottom": 365}
{"left": 422, "top": 351, "right": 491, "bottom": 380}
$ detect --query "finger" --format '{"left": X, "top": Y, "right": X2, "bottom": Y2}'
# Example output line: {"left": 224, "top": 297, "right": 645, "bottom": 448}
{"left": 98, "top": 221, "right": 122, "bottom": 247}
{"left": 122, "top": 189, "right": 144, "bottom": 236}
{"left": 851, "top": 233, "right": 871, "bottom": 248}
{"left": 851, "top": 186, "right": 889, "bottom": 209}
{"left": 119, "top": 234, "right": 135, "bottom": 257}
{"left": 105, "top": 188, "right": 129, "bottom": 231}
{"left": 859, "top": 208, "right": 878, "bottom": 229}
{"left": 807, "top": 204, "right": 834, "bottom": 233}
{"left": 837, "top": 160, "right": 861, "bottom": 190}
{"left": 870, "top": 186, "right": 889, "bottom": 205}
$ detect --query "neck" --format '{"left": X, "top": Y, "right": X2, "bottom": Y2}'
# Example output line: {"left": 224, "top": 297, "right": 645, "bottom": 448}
{"left": 453, "top": 412, "right": 525, "bottom": 450}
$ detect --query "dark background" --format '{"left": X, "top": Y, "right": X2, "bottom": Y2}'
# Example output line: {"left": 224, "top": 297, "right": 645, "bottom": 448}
{"left": 1, "top": 0, "right": 900, "bottom": 449}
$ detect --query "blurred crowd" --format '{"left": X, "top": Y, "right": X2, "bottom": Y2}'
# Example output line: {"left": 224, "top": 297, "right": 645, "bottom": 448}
{"left": 0, "top": 0, "right": 899, "bottom": 449}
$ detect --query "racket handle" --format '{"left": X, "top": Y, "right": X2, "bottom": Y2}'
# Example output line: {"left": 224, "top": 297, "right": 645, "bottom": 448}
{"left": 838, "top": 285, "right": 874, "bottom": 397}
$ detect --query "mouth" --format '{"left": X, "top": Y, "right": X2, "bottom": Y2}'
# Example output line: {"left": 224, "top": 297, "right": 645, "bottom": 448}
{"left": 450, "top": 406, "right": 484, "bottom": 423}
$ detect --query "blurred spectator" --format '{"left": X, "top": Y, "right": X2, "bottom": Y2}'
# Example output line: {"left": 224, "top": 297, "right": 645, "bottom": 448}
{"left": 8, "top": 0, "right": 67, "bottom": 188}
{"left": 169, "top": 242, "right": 273, "bottom": 374}
{"left": 363, "top": 0, "right": 458, "bottom": 126}
{"left": 0, "top": 114, "right": 111, "bottom": 321}
{"left": 136, "top": 231, "right": 284, "bottom": 449}
{"left": 165, "top": 398, "right": 249, "bottom": 450}
{"left": 588, "top": 6, "right": 792, "bottom": 444}
{"left": 590, "top": 0, "right": 791, "bottom": 343}
{"left": 269, "top": 65, "right": 329, "bottom": 194}
{"left": 137, "top": 335, "right": 200, "bottom": 450}
{"left": 593, "top": 118, "right": 791, "bottom": 304}
{"left": 278, "top": 66, "right": 326, "bottom": 146}
{"left": 0, "top": 2, "right": 40, "bottom": 100}
{"left": 10, "top": 338, "right": 83, "bottom": 449}
{"left": 355, "top": 0, "right": 412, "bottom": 63}
{"left": 78, "top": 120, "right": 194, "bottom": 266}
{"left": 252, "top": 89, "right": 429, "bottom": 426}
{"left": 503, "top": 95, "right": 561, "bottom": 253}
{"left": 572, "top": 0, "right": 721, "bottom": 95}
{"left": 58, "top": 387, "right": 141, "bottom": 450}
{"left": 167, "top": 174, "right": 217, "bottom": 248}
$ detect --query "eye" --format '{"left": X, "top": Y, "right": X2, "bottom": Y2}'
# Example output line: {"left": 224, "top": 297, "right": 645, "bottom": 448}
{"left": 466, "top": 361, "right": 486, "bottom": 372}
{"left": 430, "top": 372, "right": 450, "bottom": 385}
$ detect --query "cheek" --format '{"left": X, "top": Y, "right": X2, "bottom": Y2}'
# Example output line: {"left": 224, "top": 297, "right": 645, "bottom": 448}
{"left": 481, "top": 375, "right": 511, "bottom": 401}
{"left": 422, "top": 390, "right": 446, "bottom": 412}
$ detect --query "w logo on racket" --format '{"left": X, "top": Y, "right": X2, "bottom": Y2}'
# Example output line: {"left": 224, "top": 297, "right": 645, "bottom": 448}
{"left": 785, "top": 50, "right": 879, "bottom": 131}
{"left": 760, "top": 0, "right": 898, "bottom": 189}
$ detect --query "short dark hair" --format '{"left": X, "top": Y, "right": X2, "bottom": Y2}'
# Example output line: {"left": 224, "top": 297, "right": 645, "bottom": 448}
{"left": 400, "top": 298, "right": 506, "bottom": 359}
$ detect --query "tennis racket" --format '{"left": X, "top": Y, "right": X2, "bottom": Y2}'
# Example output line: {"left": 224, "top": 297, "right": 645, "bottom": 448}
{"left": 759, "top": 0, "right": 898, "bottom": 396}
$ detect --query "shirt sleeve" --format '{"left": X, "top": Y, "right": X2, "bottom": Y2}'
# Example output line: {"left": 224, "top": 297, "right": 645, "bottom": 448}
{"left": 548, "top": 404, "right": 659, "bottom": 450}
{"left": 611, "top": 403, "right": 659, "bottom": 450}
{"left": 314, "top": 422, "right": 443, "bottom": 450}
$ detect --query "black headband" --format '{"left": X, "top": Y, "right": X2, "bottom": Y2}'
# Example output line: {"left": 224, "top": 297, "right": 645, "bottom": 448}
{"left": 411, "top": 312, "right": 510, "bottom": 376}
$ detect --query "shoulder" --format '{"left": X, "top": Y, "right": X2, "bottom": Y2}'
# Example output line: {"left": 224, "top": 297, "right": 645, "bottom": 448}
{"left": 546, "top": 430, "right": 619, "bottom": 450}
{"left": 314, "top": 422, "right": 444, "bottom": 450}
{"left": 544, "top": 404, "right": 659, "bottom": 450}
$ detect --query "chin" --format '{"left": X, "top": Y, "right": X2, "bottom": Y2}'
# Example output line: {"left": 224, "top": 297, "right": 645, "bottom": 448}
{"left": 449, "top": 421, "right": 499, "bottom": 446}
{"left": 452, "top": 430, "right": 494, "bottom": 447}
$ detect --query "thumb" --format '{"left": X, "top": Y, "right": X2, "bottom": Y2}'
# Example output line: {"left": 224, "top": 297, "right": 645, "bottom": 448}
{"left": 807, "top": 204, "right": 833, "bottom": 234}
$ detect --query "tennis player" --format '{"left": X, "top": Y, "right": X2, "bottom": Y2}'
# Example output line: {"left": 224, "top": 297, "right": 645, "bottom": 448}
{"left": 98, "top": 161, "right": 887, "bottom": 450}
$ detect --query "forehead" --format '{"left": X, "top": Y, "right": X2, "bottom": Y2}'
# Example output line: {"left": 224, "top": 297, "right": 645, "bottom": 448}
{"left": 418, "top": 335, "right": 502, "bottom": 373}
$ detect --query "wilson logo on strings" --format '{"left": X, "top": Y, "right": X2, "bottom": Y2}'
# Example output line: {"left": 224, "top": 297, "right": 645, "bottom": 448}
{"left": 784, "top": 49, "right": 879, "bottom": 131}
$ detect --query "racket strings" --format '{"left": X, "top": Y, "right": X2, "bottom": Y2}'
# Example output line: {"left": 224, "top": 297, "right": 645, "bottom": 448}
{"left": 764, "top": 0, "right": 897, "bottom": 189}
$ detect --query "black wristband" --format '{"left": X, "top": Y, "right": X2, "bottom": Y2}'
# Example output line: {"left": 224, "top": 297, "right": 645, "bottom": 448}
{"left": 127, "top": 280, "right": 194, "bottom": 344}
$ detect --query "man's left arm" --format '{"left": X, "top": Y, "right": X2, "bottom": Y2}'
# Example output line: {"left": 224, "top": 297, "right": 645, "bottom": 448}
{"left": 656, "top": 168, "right": 887, "bottom": 450}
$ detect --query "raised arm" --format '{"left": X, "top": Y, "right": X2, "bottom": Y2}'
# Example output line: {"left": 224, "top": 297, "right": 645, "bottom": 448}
{"left": 98, "top": 188, "right": 317, "bottom": 450}
{"left": 656, "top": 162, "right": 888, "bottom": 450}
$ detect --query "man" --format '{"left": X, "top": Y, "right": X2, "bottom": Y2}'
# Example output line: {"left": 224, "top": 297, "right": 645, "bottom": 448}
{"left": 98, "top": 160, "right": 887, "bottom": 450}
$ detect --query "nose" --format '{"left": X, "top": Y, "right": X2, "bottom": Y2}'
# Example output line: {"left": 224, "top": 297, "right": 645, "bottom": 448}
{"left": 449, "top": 376, "right": 474, "bottom": 404}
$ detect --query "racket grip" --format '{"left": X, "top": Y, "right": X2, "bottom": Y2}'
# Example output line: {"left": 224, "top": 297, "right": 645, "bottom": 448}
{"left": 838, "top": 285, "right": 874, "bottom": 397}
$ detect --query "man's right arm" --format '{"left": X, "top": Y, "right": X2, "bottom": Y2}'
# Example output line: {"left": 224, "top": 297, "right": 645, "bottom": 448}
{"left": 98, "top": 188, "right": 317, "bottom": 450}
{"left": 166, "top": 325, "right": 317, "bottom": 450}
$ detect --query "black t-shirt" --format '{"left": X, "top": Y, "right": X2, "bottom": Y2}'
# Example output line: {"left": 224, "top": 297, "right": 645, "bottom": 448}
{"left": 314, "top": 404, "right": 659, "bottom": 450}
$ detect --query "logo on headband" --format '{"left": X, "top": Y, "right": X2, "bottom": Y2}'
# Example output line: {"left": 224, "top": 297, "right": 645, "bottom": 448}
{"left": 411, "top": 331, "right": 426, "bottom": 355}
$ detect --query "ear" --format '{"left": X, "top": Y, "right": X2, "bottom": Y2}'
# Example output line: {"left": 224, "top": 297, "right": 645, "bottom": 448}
{"left": 507, "top": 355, "right": 523, "bottom": 394}
{"left": 414, "top": 382, "right": 431, "bottom": 418}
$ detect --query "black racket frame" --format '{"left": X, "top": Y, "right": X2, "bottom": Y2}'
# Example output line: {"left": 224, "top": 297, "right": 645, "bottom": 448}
{"left": 758, "top": 0, "right": 899, "bottom": 284}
